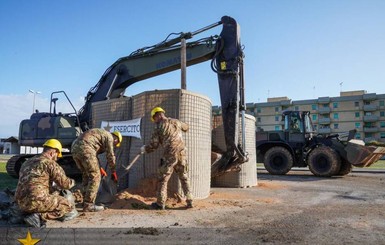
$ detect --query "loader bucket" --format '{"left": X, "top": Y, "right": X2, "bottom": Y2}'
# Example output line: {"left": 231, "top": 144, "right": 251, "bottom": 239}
{"left": 345, "top": 141, "right": 385, "bottom": 167}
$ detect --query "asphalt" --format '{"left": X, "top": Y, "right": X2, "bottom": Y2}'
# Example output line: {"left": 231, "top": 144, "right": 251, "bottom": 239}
{"left": 257, "top": 166, "right": 385, "bottom": 173}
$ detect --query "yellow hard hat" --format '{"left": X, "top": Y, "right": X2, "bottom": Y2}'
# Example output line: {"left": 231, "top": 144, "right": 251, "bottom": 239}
{"left": 151, "top": 107, "right": 165, "bottom": 122}
{"left": 112, "top": 131, "right": 122, "bottom": 147}
{"left": 43, "top": 139, "right": 63, "bottom": 157}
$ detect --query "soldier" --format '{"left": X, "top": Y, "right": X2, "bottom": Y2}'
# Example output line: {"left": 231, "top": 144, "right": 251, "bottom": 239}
{"left": 15, "top": 139, "right": 77, "bottom": 227}
{"left": 141, "top": 107, "right": 193, "bottom": 210}
{"left": 71, "top": 129, "right": 122, "bottom": 212}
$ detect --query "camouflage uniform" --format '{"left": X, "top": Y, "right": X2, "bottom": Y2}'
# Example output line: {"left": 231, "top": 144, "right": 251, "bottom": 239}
{"left": 71, "top": 128, "right": 116, "bottom": 205}
{"left": 144, "top": 117, "right": 192, "bottom": 206}
{"left": 15, "top": 155, "right": 75, "bottom": 220}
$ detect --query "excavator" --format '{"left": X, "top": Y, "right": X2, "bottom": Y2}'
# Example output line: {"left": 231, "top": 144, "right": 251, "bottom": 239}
{"left": 7, "top": 16, "right": 248, "bottom": 178}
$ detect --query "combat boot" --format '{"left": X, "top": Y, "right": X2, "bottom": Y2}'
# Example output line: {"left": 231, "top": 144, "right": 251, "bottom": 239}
{"left": 186, "top": 200, "right": 193, "bottom": 208}
{"left": 24, "top": 213, "right": 41, "bottom": 228}
{"left": 83, "top": 203, "right": 104, "bottom": 212}
{"left": 59, "top": 208, "right": 79, "bottom": 222}
{"left": 151, "top": 202, "right": 165, "bottom": 210}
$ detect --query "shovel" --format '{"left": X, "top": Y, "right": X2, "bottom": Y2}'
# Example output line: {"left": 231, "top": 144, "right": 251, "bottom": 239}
{"left": 120, "top": 153, "right": 142, "bottom": 177}
{"left": 96, "top": 162, "right": 118, "bottom": 205}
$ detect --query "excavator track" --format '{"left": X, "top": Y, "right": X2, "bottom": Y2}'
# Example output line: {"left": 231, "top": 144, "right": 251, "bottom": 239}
{"left": 6, "top": 154, "right": 33, "bottom": 178}
{"left": 6, "top": 154, "right": 81, "bottom": 179}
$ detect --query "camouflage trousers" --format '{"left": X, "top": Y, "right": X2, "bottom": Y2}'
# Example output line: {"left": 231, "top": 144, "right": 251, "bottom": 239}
{"left": 17, "top": 193, "right": 73, "bottom": 221}
{"left": 157, "top": 149, "right": 192, "bottom": 206}
{"left": 72, "top": 147, "right": 101, "bottom": 204}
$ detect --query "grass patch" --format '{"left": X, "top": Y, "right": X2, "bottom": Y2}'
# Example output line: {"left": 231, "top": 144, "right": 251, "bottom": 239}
{"left": 0, "top": 162, "right": 18, "bottom": 190}
{"left": 367, "top": 160, "right": 385, "bottom": 169}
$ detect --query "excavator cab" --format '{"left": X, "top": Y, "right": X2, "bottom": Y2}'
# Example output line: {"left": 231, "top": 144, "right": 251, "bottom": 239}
{"left": 18, "top": 91, "right": 81, "bottom": 149}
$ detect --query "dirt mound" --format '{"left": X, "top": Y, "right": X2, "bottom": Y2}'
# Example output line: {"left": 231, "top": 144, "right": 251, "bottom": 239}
{"left": 110, "top": 178, "right": 187, "bottom": 210}
{"left": 257, "top": 181, "right": 286, "bottom": 190}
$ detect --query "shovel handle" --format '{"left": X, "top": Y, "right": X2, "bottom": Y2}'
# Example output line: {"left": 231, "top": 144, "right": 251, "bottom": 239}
{"left": 124, "top": 153, "right": 142, "bottom": 171}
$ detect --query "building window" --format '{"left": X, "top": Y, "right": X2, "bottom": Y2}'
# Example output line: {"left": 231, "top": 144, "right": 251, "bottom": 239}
{"left": 257, "top": 117, "right": 261, "bottom": 123}
{"left": 333, "top": 102, "right": 338, "bottom": 108}
{"left": 334, "top": 123, "right": 339, "bottom": 129}
{"left": 380, "top": 122, "right": 385, "bottom": 128}
{"left": 381, "top": 132, "right": 385, "bottom": 139}
{"left": 275, "top": 125, "right": 280, "bottom": 131}
{"left": 381, "top": 111, "right": 385, "bottom": 117}
{"left": 355, "top": 122, "right": 361, "bottom": 129}
{"left": 312, "top": 114, "right": 317, "bottom": 121}
{"left": 333, "top": 113, "right": 339, "bottom": 119}
{"left": 354, "top": 101, "right": 359, "bottom": 107}
{"left": 323, "top": 104, "right": 329, "bottom": 108}
{"left": 380, "top": 100, "right": 385, "bottom": 107}
{"left": 257, "top": 108, "right": 261, "bottom": 113}
{"left": 313, "top": 125, "right": 317, "bottom": 130}
{"left": 355, "top": 112, "right": 360, "bottom": 118}
{"left": 355, "top": 133, "right": 361, "bottom": 139}
{"left": 311, "top": 104, "right": 317, "bottom": 110}
{"left": 294, "top": 106, "right": 299, "bottom": 111}
{"left": 366, "top": 133, "right": 373, "bottom": 138}
{"left": 275, "top": 116, "right": 279, "bottom": 121}
{"left": 275, "top": 107, "right": 279, "bottom": 112}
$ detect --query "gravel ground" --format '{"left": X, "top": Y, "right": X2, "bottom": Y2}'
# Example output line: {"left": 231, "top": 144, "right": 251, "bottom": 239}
{"left": 1, "top": 169, "right": 385, "bottom": 244}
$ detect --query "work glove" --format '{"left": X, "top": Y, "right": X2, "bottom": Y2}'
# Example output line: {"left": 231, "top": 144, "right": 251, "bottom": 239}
{"left": 140, "top": 145, "right": 146, "bottom": 155}
{"left": 100, "top": 167, "right": 107, "bottom": 177}
{"left": 111, "top": 171, "right": 118, "bottom": 182}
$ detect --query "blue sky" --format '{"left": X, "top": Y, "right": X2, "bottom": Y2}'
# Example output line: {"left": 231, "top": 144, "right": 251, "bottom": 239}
{"left": 1, "top": 0, "right": 385, "bottom": 137}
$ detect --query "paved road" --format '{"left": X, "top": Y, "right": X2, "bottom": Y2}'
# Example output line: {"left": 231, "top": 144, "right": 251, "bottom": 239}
{"left": 1, "top": 170, "right": 385, "bottom": 244}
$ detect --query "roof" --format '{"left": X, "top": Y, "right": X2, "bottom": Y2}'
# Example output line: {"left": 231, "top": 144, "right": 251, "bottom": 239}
{"left": 4, "top": 136, "right": 18, "bottom": 143}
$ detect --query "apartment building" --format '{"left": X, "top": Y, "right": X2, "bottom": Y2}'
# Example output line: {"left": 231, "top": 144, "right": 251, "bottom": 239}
{"left": 241, "top": 90, "right": 385, "bottom": 143}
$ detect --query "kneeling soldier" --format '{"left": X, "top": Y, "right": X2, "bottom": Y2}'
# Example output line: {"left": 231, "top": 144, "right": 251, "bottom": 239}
{"left": 15, "top": 139, "right": 77, "bottom": 227}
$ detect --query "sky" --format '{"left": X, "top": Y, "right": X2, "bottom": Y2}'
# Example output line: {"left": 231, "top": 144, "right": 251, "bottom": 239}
{"left": 1, "top": 0, "right": 385, "bottom": 138}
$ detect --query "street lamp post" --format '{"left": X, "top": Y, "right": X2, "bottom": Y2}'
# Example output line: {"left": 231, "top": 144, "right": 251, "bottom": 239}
{"left": 29, "top": 89, "right": 41, "bottom": 113}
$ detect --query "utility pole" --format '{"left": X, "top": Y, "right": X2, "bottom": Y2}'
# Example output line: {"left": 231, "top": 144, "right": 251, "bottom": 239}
{"left": 29, "top": 89, "right": 41, "bottom": 113}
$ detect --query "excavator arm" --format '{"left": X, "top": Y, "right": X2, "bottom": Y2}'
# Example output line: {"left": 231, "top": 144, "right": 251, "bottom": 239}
{"left": 78, "top": 16, "right": 248, "bottom": 176}
{"left": 78, "top": 39, "right": 217, "bottom": 128}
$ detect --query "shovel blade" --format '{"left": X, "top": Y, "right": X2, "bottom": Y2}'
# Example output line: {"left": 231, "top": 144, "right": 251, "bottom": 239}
{"left": 96, "top": 176, "right": 117, "bottom": 205}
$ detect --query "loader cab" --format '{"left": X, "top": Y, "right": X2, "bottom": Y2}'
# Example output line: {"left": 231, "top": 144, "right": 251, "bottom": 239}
{"left": 283, "top": 111, "right": 315, "bottom": 143}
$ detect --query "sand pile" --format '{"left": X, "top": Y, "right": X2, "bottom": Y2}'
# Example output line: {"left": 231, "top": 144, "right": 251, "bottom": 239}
{"left": 110, "top": 177, "right": 187, "bottom": 210}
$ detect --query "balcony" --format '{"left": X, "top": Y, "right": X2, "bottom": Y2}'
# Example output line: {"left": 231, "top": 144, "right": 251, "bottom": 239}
{"left": 318, "top": 118, "right": 331, "bottom": 124}
{"left": 318, "top": 97, "right": 330, "bottom": 103}
{"left": 364, "top": 137, "right": 376, "bottom": 143}
{"left": 280, "top": 100, "right": 291, "bottom": 106}
{"left": 363, "top": 104, "right": 378, "bottom": 112}
{"left": 363, "top": 93, "right": 377, "bottom": 101}
{"left": 363, "top": 115, "right": 379, "bottom": 122}
{"left": 246, "top": 103, "right": 255, "bottom": 110}
{"left": 363, "top": 127, "right": 379, "bottom": 133}
{"left": 318, "top": 107, "right": 331, "bottom": 114}
{"left": 318, "top": 128, "right": 331, "bottom": 134}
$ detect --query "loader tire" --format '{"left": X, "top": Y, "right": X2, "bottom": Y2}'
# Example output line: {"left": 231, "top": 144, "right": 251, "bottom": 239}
{"left": 308, "top": 146, "right": 341, "bottom": 177}
{"left": 335, "top": 159, "right": 352, "bottom": 176}
{"left": 263, "top": 146, "right": 293, "bottom": 175}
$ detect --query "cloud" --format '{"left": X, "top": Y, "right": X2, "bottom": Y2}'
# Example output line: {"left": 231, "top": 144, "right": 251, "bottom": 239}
{"left": 0, "top": 93, "right": 84, "bottom": 138}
